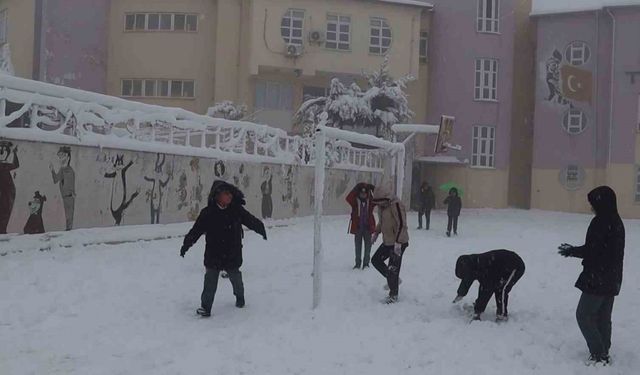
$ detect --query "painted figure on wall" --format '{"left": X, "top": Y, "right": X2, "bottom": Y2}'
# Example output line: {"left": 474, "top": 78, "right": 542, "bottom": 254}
{"left": 177, "top": 171, "right": 188, "bottom": 211}
{"left": 0, "top": 141, "right": 19, "bottom": 234}
{"left": 261, "top": 166, "right": 273, "bottom": 219}
{"left": 49, "top": 146, "right": 75, "bottom": 231}
{"left": 282, "top": 165, "right": 294, "bottom": 203}
{"left": 144, "top": 153, "right": 172, "bottom": 224}
{"left": 545, "top": 49, "right": 571, "bottom": 107}
{"left": 233, "top": 164, "right": 250, "bottom": 189}
{"left": 104, "top": 154, "right": 139, "bottom": 226}
{"left": 24, "top": 191, "right": 46, "bottom": 234}
{"left": 214, "top": 160, "right": 226, "bottom": 178}
{"left": 188, "top": 157, "right": 204, "bottom": 221}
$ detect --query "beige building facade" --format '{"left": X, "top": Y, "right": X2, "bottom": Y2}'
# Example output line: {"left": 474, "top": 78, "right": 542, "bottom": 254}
{"left": 1, "top": 0, "right": 431, "bottom": 132}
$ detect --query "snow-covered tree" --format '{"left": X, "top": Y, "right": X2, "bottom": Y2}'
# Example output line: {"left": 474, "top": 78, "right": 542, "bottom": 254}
{"left": 362, "top": 56, "right": 415, "bottom": 139}
{"left": 206, "top": 101, "right": 248, "bottom": 121}
{"left": 294, "top": 57, "right": 414, "bottom": 140}
{"left": 0, "top": 44, "right": 15, "bottom": 76}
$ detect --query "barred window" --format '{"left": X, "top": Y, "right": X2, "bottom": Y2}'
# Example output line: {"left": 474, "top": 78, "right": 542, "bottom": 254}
{"left": 121, "top": 79, "right": 195, "bottom": 98}
{"left": 326, "top": 14, "right": 351, "bottom": 51}
{"left": 369, "top": 17, "right": 392, "bottom": 55}
{"left": 471, "top": 125, "right": 496, "bottom": 168}
{"left": 281, "top": 9, "right": 305, "bottom": 46}
{"left": 124, "top": 12, "right": 198, "bottom": 32}
{"left": 475, "top": 58, "right": 498, "bottom": 101}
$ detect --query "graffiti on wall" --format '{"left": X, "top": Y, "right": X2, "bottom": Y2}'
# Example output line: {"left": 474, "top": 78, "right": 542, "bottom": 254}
{"left": 104, "top": 154, "right": 140, "bottom": 225}
{"left": 24, "top": 191, "right": 46, "bottom": 234}
{"left": 144, "top": 153, "right": 173, "bottom": 224}
{"left": 543, "top": 44, "right": 593, "bottom": 108}
{"left": 0, "top": 141, "right": 19, "bottom": 234}
{"left": 261, "top": 167, "right": 273, "bottom": 219}
{"left": 49, "top": 146, "right": 76, "bottom": 230}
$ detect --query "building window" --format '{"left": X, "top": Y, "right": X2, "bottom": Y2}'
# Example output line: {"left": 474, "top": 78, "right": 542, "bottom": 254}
{"left": 636, "top": 166, "right": 640, "bottom": 203}
{"left": 326, "top": 14, "right": 351, "bottom": 51}
{"left": 560, "top": 165, "right": 586, "bottom": 190}
{"left": 124, "top": 13, "right": 198, "bottom": 32}
{"left": 562, "top": 109, "right": 588, "bottom": 134}
{"left": 281, "top": 9, "right": 304, "bottom": 46}
{"left": 475, "top": 58, "right": 498, "bottom": 101}
{"left": 369, "top": 17, "right": 392, "bottom": 55}
{"left": 303, "top": 86, "right": 328, "bottom": 101}
{"left": 0, "top": 9, "right": 8, "bottom": 44}
{"left": 255, "top": 81, "right": 293, "bottom": 111}
{"left": 121, "top": 79, "right": 195, "bottom": 98}
{"left": 471, "top": 125, "right": 496, "bottom": 168}
{"left": 565, "top": 41, "right": 590, "bottom": 66}
{"left": 419, "top": 31, "right": 428, "bottom": 63}
{"left": 477, "top": 0, "right": 499, "bottom": 33}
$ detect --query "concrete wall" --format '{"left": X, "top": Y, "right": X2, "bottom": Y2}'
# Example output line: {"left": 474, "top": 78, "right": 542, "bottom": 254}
{"left": 0, "top": 0, "right": 35, "bottom": 79}
{"left": 0, "top": 138, "right": 383, "bottom": 235}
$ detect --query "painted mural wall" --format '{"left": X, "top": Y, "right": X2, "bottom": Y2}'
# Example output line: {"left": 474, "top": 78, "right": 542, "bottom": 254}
{"left": 0, "top": 139, "right": 383, "bottom": 235}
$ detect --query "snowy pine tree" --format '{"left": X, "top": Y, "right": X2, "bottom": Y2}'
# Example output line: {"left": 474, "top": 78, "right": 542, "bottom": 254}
{"left": 363, "top": 56, "right": 415, "bottom": 139}
{"left": 206, "top": 101, "right": 248, "bottom": 121}
{"left": 294, "top": 58, "right": 414, "bottom": 140}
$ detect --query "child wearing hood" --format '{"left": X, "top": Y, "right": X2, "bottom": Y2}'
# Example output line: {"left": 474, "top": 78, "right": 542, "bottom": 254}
{"left": 453, "top": 249, "right": 525, "bottom": 322}
{"left": 370, "top": 183, "right": 409, "bottom": 304}
{"left": 558, "top": 186, "right": 625, "bottom": 366}
{"left": 180, "top": 180, "right": 267, "bottom": 317}
{"left": 444, "top": 187, "right": 462, "bottom": 237}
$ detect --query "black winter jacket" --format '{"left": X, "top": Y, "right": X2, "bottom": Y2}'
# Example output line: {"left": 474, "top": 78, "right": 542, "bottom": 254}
{"left": 419, "top": 187, "right": 435, "bottom": 210}
{"left": 456, "top": 249, "right": 525, "bottom": 314}
{"left": 444, "top": 188, "right": 462, "bottom": 217}
{"left": 566, "top": 186, "right": 625, "bottom": 296}
{"left": 182, "top": 181, "right": 266, "bottom": 270}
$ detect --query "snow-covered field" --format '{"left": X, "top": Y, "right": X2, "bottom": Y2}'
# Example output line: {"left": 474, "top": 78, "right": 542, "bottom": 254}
{"left": 1, "top": 209, "right": 638, "bottom": 375}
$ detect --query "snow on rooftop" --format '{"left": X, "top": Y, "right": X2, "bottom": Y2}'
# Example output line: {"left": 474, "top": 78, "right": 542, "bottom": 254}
{"left": 531, "top": 0, "right": 640, "bottom": 15}
{"left": 377, "top": 0, "right": 434, "bottom": 8}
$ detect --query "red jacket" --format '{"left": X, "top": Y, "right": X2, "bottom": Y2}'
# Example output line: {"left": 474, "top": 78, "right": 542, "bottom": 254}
{"left": 346, "top": 189, "right": 376, "bottom": 234}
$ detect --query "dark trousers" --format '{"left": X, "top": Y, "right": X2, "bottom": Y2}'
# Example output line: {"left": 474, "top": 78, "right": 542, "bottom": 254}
{"left": 418, "top": 208, "right": 431, "bottom": 229}
{"left": 494, "top": 266, "right": 525, "bottom": 316}
{"left": 372, "top": 243, "right": 408, "bottom": 297}
{"left": 447, "top": 215, "right": 459, "bottom": 234}
{"left": 201, "top": 267, "right": 244, "bottom": 312}
{"left": 576, "top": 293, "right": 615, "bottom": 357}
{"left": 354, "top": 229, "right": 372, "bottom": 267}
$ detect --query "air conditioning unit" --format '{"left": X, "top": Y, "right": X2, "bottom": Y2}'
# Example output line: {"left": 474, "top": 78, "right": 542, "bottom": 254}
{"left": 308, "top": 30, "right": 325, "bottom": 44}
{"left": 286, "top": 44, "right": 303, "bottom": 57}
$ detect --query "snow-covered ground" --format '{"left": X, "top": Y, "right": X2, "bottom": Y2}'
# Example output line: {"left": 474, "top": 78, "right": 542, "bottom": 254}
{"left": 1, "top": 209, "right": 638, "bottom": 375}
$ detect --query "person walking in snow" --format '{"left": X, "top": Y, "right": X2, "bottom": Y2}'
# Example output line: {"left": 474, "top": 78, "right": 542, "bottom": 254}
{"left": 180, "top": 180, "right": 267, "bottom": 317}
{"left": 346, "top": 182, "right": 376, "bottom": 269}
{"left": 417, "top": 182, "right": 435, "bottom": 230}
{"left": 452, "top": 249, "right": 525, "bottom": 322}
{"left": 370, "top": 184, "right": 409, "bottom": 304}
{"left": 443, "top": 187, "right": 462, "bottom": 237}
{"left": 558, "top": 186, "right": 625, "bottom": 366}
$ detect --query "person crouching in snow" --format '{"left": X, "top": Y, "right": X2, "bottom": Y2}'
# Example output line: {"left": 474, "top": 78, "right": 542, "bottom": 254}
{"left": 453, "top": 249, "right": 525, "bottom": 322}
{"left": 346, "top": 182, "right": 376, "bottom": 269}
{"left": 370, "top": 184, "right": 409, "bottom": 304}
{"left": 558, "top": 186, "right": 625, "bottom": 366}
{"left": 180, "top": 180, "right": 267, "bottom": 317}
{"left": 443, "top": 187, "right": 462, "bottom": 237}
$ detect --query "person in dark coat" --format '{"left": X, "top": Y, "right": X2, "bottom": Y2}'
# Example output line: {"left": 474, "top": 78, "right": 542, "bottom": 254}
{"left": 417, "top": 182, "right": 435, "bottom": 230}
{"left": 443, "top": 187, "right": 462, "bottom": 237}
{"left": 180, "top": 180, "right": 267, "bottom": 317}
{"left": 453, "top": 249, "right": 525, "bottom": 322}
{"left": 558, "top": 186, "right": 625, "bottom": 366}
{"left": 346, "top": 182, "right": 376, "bottom": 269}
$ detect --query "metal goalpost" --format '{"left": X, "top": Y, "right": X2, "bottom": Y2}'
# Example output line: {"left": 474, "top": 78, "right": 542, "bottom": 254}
{"left": 312, "top": 114, "right": 406, "bottom": 309}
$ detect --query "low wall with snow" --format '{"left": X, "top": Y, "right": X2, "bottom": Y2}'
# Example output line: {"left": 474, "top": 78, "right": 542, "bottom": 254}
{"left": 0, "top": 138, "right": 383, "bottom": 234}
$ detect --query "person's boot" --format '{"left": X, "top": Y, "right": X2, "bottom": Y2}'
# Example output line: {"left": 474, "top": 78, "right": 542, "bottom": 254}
{"left": 495, "top": 314, "right": 508, "bottom": 323}
{"left": 196, "top": 307, "right": 211, "bottom": 317}
{"left": 417, "top": 226, "right": 422, "bottom": 229}
{"left": 353, "top": 264, "right": 361, "bottom": 270}
{"left": 383, "top": 295, "right": 398, "bottom": 304}
{"left": 446, "top": 231, "right": 451, "bottom": 237}
{"left": 362, "top": 263, "right": 370, "bottom": 269}
{"left": 235, "top": 295, "right": 245, "bottom": 308}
